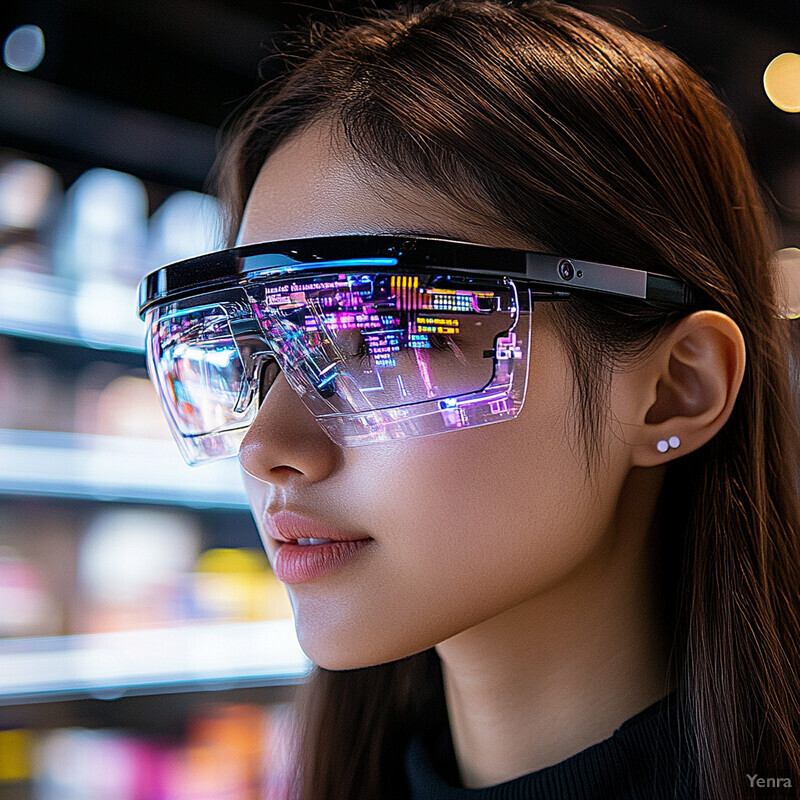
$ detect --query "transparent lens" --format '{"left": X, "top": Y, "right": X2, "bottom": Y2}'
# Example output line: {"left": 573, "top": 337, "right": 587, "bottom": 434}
{"left": 145, "top": 273, "right": 532, "bottom": 464}
{"left": 145, "top": 302, "right": 258, "bottom": 464}
{"left": 248, "top": 271, "right": 518, "bottom": 415}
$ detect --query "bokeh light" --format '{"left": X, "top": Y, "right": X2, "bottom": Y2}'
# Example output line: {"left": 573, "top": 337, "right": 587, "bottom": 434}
{"left": 3, "top": 25, "right": 45, "bottom": 73}
{"left": 0, "top": 159, "right": 61, "bottom": 230}
{"left": 763, "top": 52, "right": 800, "bottom": 113}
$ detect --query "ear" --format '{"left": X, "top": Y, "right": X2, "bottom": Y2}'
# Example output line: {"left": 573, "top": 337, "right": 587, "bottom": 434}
{"left": 616, "top": 311, "right": 746, "bottom": 468}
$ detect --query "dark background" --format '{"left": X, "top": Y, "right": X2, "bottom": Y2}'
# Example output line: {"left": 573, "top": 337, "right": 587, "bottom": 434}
{"left": 0, "top": 0, "right": 797, "bottom": 739}
{"left": 2, "top": 0, "right": 799, "bottom": 241}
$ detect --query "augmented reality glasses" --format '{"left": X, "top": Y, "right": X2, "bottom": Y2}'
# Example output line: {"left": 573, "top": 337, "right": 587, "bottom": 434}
{"left": 136, "top": 235, "right": 698, "bottom": 466}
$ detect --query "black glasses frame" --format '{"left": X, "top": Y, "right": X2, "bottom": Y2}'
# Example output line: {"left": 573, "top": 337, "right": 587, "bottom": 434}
{"left": 137, "top": 234, "right": 701, "bottom": 319}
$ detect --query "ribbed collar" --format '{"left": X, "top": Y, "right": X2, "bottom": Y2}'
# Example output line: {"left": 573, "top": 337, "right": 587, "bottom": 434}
{"left": 404, "top": 690, "right": 698, "bottom": 800}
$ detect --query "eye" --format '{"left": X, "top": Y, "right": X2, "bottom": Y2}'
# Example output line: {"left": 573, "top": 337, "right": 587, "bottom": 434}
{"left": 353, "top": 339, "right": 369, "bottom": 363}
{"left": 353, "top": 333, "right": 453, "bottom": 364}
{"left": 427, "top": 333, "right": 453, "bottom": 352}
{"left": 331, "top": 328, "right": 365, "bottom": 358}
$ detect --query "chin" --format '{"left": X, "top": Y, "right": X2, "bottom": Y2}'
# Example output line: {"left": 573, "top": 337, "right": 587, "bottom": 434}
{"left": 296, "top": 626, "right": 431, "bottom": 672}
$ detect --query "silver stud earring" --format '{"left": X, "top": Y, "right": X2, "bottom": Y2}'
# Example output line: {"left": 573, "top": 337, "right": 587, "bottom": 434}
{"left": 656, "top": 435, "right": 681, "bottom": 453}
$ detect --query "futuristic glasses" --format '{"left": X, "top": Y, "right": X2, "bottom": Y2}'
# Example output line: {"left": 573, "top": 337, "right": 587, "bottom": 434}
{"left": 136, "top": 234, "right": 699, "bottom": 466}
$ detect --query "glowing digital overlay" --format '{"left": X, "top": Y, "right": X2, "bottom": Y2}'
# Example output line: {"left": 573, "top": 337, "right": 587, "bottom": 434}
{"left": 145, "top": 263, "right": 532, "bottom": 465}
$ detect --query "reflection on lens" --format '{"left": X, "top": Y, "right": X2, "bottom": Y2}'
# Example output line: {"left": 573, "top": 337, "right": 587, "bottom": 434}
{"left": 248, "top": 271, "right": 517, "bottom": 416}
{"left": 144, "top": 274, "right": 531, "bottom": 462}
{"left": 148, "top": 304, "right": 250, "bottom": 435}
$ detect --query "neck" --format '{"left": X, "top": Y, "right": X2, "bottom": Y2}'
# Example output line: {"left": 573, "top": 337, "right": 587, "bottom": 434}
{"left": 434, "top": 466, "right": 677, "bottom": 789}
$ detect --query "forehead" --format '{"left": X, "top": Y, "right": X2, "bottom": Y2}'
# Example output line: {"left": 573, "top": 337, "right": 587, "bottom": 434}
{"left": 237, "top": 121, "right": 534, "bottom": 250}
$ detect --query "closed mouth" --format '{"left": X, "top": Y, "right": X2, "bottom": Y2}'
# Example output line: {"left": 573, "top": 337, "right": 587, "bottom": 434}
{"left": 265, "top": 509, "right": 372, "bottom": 544}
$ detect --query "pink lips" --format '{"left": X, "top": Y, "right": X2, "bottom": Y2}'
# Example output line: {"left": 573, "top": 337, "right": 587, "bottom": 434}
{"left": 265, "top": 510, "right": 375, "bottom": 584}
{"left": 266, "top": 510, "right": 372, "bottom": 543}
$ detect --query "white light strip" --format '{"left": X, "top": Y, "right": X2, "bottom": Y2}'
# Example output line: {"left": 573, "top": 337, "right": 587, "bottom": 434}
{"left": 0, "top": 428, "right": 248, "bottom": 507}
{"left": 0, "top": 619, "right": 311, "bottom": 703}
{"left": 0, "top": 269, "right": 145, "bottom": 351}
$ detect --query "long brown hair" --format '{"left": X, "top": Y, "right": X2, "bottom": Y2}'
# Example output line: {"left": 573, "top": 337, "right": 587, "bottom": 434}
{"left": 214, "top": 2, "right": 800, "bottom": 798}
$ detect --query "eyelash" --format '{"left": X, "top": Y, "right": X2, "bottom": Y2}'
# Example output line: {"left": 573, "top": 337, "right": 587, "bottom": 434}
{"left": 257, "top": 333, "right": 455, "bottom": 402}
{"left": 354, "top": 333, "right": 452, "bottom": 363}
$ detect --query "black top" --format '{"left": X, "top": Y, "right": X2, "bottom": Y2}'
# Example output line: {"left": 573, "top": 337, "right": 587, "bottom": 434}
{"left": 404, "top": 690, "right": 698, "bottom": 799}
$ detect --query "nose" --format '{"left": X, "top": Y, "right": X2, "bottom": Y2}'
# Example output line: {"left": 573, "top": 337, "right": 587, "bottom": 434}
{"left": 238, "top": 369, "right": 343, "bottom": 486}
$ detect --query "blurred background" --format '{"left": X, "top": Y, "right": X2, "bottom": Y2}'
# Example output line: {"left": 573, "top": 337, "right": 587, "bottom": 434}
{"left": 0, "top": 0, "right": 797, "bottom": 797}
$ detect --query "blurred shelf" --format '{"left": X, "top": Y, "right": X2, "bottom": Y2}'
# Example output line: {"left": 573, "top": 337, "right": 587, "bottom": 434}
{"left": 0, "top": 619, "right": 311, "bottom": 705}
{"left": 0, "top": 428, "right": 248, "bottom": 508}
{"left": 0, "top": 267, "right": 145, "bottom": 352}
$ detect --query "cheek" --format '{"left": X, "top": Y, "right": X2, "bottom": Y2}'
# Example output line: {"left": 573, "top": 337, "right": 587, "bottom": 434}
{"left": 248, "top": 321, "right": 616, "bottom": 668}
{"left": 357, "top": 375, "right": 599, "bottom": 618}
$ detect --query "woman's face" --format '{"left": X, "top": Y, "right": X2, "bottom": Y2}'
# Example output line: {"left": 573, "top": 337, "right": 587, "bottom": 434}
{"left": 238, "top": 122, "right": 633, "bottom": 670}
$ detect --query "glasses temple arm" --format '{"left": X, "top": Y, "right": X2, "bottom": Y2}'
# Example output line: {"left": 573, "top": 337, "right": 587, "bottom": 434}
{"left": 524, "top": 254, "right": 698, "bottom": 308}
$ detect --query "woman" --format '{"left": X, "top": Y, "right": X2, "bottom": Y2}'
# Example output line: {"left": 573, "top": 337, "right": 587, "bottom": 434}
{"left": 137, "top": 1, "right": 800, "bottom": 797}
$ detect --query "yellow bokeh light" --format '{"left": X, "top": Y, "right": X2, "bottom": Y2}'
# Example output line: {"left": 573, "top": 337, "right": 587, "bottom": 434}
{"left": 764, "top": 53, "right": 800, "bottom": 113}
